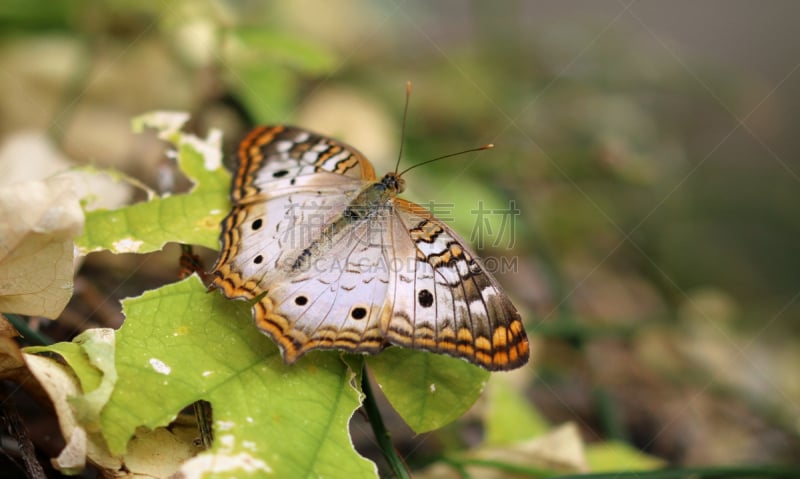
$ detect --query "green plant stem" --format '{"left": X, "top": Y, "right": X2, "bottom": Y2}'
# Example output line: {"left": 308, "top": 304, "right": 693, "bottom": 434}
{"left": 593, "top": 387, "right": 625, "bottom": 441}
{"left": 361, "top": 367, "right": 411, "bottom": 479}
{"left": 4, "top": 314, "right": 52, "bottom": 345}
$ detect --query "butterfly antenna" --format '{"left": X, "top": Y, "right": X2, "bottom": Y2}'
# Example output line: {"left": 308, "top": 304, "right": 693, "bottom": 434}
{"left": 397, "top": 143, "right": 494, "bottom": 177}
{"left": 394, "top": 81, "right": 413, "bottom": 174}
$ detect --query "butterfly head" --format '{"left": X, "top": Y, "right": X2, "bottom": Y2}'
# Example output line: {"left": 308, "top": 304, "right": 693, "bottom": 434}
{"left": 380, "top": 172, "right": 406, "bottom": 195}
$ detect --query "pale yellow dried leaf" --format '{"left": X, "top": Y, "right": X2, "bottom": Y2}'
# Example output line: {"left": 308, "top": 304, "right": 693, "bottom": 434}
{"left": 0, "top": 315, "right": 27, "bottom": 382}
{"left": 0, "top": 176, "right": 83, "bottom": 318}
{"left": 0, "top": 130, "right": 133, "bottom": 211}
{"left": 24, "top": 353, "right": 122, "bottom": 472}
{"left": 52, "top": 427, "right": 87, "bottom": 474}
{"left": 416, "top": 422, "right": 587, "bottom": 479}
{"left": 478, "top": 422, "right": 587, "bottom": 473}
{"left": 179, "top": 451, "right": 273, "bottom": 479}
{"left": 125, "top": 425, "right": 199, "bottom": 477}
{"left": 0, "top": 132, "right": 72, "bottom": 186}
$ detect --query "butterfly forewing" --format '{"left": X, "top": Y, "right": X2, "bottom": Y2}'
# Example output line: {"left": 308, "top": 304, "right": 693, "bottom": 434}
{"left": 212, "top": 126, "right": 371, "bottom": 298}
{"left": 230, "top": 125, "right": 375, "bottom": 203}
{"left": 211, "top": 125, "right": 529, "bottom": 371}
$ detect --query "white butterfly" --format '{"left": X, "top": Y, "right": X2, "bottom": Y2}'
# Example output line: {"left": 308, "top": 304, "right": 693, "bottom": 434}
{"left": 210, "top": 126, "right": 528, "bottom": 370}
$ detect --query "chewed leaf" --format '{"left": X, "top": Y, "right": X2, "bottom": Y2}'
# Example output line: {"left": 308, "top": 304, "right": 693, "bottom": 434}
{"left": 132, "top": 111, "right": 225, "bottom": 186}
{"left": 132, "top": 111, "right": 191, "bottom": 143}
{"left": 101, "top": 275, "right": 376, "bottom": 478}
{"left": 24, "top": 349, "right": 201, "bottom": 476}
{"left": 76, "top": 127, "right": 230, "bottom": 254}
{"left": 367, "top": 348, "right": 489, "bottom": 433}
{"left": 0, "top": 176, "right": 83, "bottom": 318}
{"left": 77, "top": 183, "right": 227, "bottom": 253}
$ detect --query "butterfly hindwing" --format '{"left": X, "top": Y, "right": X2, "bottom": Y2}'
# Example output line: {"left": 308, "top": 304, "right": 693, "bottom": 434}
{"left": 255, "top": 215, "right": 393, "bottom": 362}
{"left": 385, "top": 199, "right": 529, "bottom": 371}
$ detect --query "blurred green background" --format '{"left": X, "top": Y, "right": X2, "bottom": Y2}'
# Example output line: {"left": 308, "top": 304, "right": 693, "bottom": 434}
{"left": 2, "top": 0, "right": 798, "bottom": 470}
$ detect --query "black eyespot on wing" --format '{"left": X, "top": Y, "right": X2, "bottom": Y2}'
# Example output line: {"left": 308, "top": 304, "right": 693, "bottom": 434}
{"left": 418, "top": 289, "right": 434, "bottom": 308}
{"left": 252, "top": 219, "right": 263, "bottom": 230}
{"left": 351, "top": 307, "right": 367, "bottom": 320}
{"left": 254, "top": 255, "right": 263, "bottom": 264}
{"left": 273, "top": 169, "right": 289, "bottom": 178}
{"left": 295, "top": 296, "right": 308, "bottom": 306}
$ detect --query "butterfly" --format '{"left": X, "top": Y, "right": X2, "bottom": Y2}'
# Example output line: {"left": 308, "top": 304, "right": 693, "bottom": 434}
{"left": 209, "top": 125, "right": 529, "bottom": 371}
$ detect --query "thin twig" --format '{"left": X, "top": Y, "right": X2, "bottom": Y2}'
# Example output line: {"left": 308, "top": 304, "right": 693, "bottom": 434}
{"left": 0, "top": 386, "right": 47, "bottom": 479}
{"left": 192, "top": 400, "right": 214, "bottom": 449}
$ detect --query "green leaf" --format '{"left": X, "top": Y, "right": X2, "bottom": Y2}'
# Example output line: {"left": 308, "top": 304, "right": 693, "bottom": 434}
{"left": 233, "top": 66, "right": 295, "bottom": 123}
{"left": 70, "top": 329, "right": 117, "bottom": 430}
{"left": 484, "top": 373, "right": 549, "bottom": 445}
{"left": 101, "top": 275, "right": 376, "bottom": 478}
{"left": 586, "top": 440, "right": 665, "bottom": 472}
{"left": 232, "top": 28, "right": 337, "bottom": 74}
{"left": 76, "top": 118, "right": 230, "bottom": 254}
{"left": 224, "top": 28, "right": 337, "bottom": 122}
{"left": 26, "top": 340, "right": 102, "bottom": 395}
{"left": 367, "top": 348, "right": 489, "bottom": 433}
{"left": 25, "top": 329, "right": 118, "bottom": 431}
{"left": 27, "top": 329, "right": 118, "bottom": 429}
